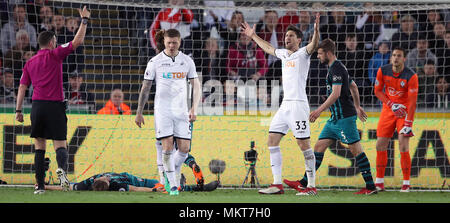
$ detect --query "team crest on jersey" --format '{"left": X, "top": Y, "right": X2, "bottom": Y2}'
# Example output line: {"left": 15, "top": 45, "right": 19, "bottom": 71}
{"left": 400, "top": 80, "right": 405, "bottom": 88}
{"left": 375, "top": 79, "right": 379, "bottom": 86}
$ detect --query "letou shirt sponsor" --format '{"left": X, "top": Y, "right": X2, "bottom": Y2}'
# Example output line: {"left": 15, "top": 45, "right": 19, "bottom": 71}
{"left": 20, "top": 41, "right": 74, "bottom": 101}
{"left": 144, "top": 51, "right": 198, "bottom": 112}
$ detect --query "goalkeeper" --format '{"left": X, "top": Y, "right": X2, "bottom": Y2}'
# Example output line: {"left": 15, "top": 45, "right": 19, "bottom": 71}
{"left": 373, "top": 47, "right": 418, "bottom": 192}
{"left": 43, "top": 172, "right": 218, "bottom": 192}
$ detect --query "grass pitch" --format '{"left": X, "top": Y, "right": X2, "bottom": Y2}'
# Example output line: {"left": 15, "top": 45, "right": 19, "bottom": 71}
{"left": 0, "top": 187, "right": 449, "bottom": 203}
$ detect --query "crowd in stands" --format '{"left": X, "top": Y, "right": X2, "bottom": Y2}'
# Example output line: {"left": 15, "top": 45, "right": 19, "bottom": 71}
{"left": 0, "top": 0, "right": 449, "bottom": 112}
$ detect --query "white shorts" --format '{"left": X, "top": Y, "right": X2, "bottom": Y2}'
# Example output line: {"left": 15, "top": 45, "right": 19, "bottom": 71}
{"left": 154, "top": 109, "right": 191, "bottom": 140}
{"left": 269, "top": 101, "right": 311, "bottom": 139}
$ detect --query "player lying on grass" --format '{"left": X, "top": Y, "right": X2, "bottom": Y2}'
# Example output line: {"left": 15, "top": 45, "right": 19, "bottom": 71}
{"left": 42, "top": 172, "right": 219, "bottom": 193}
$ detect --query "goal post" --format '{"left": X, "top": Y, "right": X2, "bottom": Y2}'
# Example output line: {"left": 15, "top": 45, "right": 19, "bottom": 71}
{"left": 0, "top": 0, "right": 448, "bottom": 191}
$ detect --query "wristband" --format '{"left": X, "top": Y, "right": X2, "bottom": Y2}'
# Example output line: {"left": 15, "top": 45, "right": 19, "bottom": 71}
{"left": 81, "top": 17, "right": 89, "bottom": 25}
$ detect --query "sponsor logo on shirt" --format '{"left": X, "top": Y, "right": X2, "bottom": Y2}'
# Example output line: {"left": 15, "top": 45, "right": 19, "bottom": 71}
{"left": 387, "top": 87, "right": 405, "bottom": 97}
{"left": 285, "top": 61, "right": 296, "bottom": 68}
{"left": 162, "top": 72, "right": 187, "bottom": 79}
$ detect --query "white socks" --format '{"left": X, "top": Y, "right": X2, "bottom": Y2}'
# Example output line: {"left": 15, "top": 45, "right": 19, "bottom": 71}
{"left": 269, "top": 146, "right": 282, "bottom": 185}
{"left": 155, "top": 141, "right": 165, "bottom": 183}
{"left": 174, "top": 150, "right": 188, "bottom": 188}
{"left": 162, "top": 149, "right": 176, "bottom": 189}
{"left": 302, "top": 148, "right": 316, "bottom": 188}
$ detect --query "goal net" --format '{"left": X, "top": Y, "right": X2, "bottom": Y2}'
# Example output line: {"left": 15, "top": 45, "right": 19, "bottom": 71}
{"left": 0, "top": 0, "right": 449, "bottom": 191}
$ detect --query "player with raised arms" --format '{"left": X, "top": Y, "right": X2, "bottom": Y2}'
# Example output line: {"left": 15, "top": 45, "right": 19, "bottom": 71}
{"left": 135, "top": 29, "right": 201, "bottom": 196}
{"left": 241, "top": 13, "right": 320, "bottom": 195}
{"left": 284, "top": 39, "right": 378, "bottom": 195}
{"left": 373, "top": 47, "right": 418, "bottom": 192}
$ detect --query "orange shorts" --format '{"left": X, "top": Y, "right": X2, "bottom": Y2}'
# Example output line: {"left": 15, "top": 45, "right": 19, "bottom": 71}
{"left": 376, "top": 106, "right": 406, "bottom": 138}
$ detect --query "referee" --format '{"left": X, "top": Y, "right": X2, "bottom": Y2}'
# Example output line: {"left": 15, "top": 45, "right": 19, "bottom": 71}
{"left": 15, "top": 6, "right": 90, "bottom": 194}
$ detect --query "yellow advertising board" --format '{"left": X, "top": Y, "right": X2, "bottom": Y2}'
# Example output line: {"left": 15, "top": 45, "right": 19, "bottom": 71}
{"left": 0, "top": 113, "right": 449, "bottom": 189}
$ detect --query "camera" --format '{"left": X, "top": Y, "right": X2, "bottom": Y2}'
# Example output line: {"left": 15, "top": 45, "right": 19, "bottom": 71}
{"left": 244, "top": 141, "right": 258, "bottom": 163}
{"left": 241, "top": 141, "right": 260, "bottom": 187}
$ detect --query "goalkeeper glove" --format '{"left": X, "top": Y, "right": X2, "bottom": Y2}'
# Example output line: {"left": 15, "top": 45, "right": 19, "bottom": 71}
{"left": 399, "top": 120, "right": 414, "bottom": 137}
{"left": 387, "top": 100, "right": 407, "bottom": 118}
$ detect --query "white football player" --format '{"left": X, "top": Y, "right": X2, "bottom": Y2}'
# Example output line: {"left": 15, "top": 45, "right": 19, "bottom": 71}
{"left": 135, "top": 29, "right": 201, "bottom": 196}
{"left": 241, "top": 13, "right": 321, "bottom": 195}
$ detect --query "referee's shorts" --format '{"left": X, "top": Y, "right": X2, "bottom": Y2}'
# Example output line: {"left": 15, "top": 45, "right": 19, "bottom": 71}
{"left": 30, "top": 100, "right": 67, "bottom": 140}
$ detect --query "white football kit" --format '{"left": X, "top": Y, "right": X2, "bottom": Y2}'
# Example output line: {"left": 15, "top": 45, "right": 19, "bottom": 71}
{"left": 144, "top": 51, "right": 198, "bottom": 140}
{"left": 269, "top": 47, "right": 311, "bottom": 139}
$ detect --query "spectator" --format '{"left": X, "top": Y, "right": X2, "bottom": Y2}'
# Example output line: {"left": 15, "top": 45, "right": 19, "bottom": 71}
{"left": 422, "top": 10, "right": 444, "bottom": 40}
{"left": 368, "top": 41, "right": 391, "bottom": 84}
{"left": 0, "top": 68, "right": 16, "bottom": 104}
{"left": 202, "top": 0, "right": 234, "bottom": 30}
{"left": 256, "top": 10, "right": 283, "bottom": 68}
{"left": 26, "top": 0, "right": 49, "bottom": 28}
{"left": 0, "top": 4, "right": 37, "bottom": 55}
{"left": 320, "top": 4, "right": 356, "bottom": 51}
{"left": 3, "top": 29, "right": 36, "bottom": 79}
{"left": 429, "top": 22, "right": 446, "bottom": 54}
{"left": 297, "top": 11, "right": 314, "bottom": 48}
{"left": 22, "top": 48, "right": 35, "bottom": 62}
{"left": 426, "top": 76, "right": 449, "bottom": 109}
{"left": 277, "top": 2, "right": 299, "bottom": 35}
{"left": 217, "top": 10, "right": 244, "bottom": 58}
{"left": 149, "top": 0, "right": 194, "bottom": 55}
{"left": 355, "top": 2, "right": 383, "bottom": 50}
{"left": 436, "top": 31, "right": 450, "bottom": 75}
{"left": 418, "top": 60, "right": 438, "bottom": 105}
{"left": 64, "top": 17, "right": 79, "bottom": 40}
{"left": 337, "top": 33, "right": 371, "bottom": 104}
{"left": 391, "top": 15, "right": 419, "bottom": 51}
{"left": 194, "top": 37, "right": 226, "bottom": 84}
{"left": 62, "top": 16, "right": 84, "bottom": 82}
{"left": 51, "top": 14, "right": 66, "bottom": 44}
{"left": 226, "top": 33, "right": 268, "bottom": 82}
{"left": 311, "top": 2, "right": 329, "bottom": 26}
{"left": 97, "top": 89, "right": 131, "bottom": 115}
{"left": 405, "top": 35, "right": 437, "bottom": 75}
{"left": 36, "top": 5, "right": 53, "bottom": 33}
{"left": 65, "top": 70, "right": 94, "bottom": 106}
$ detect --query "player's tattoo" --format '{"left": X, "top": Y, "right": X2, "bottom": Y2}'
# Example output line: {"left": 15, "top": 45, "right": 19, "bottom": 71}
{"left": 137, "top": 80, "right": 152, "bottom": 114}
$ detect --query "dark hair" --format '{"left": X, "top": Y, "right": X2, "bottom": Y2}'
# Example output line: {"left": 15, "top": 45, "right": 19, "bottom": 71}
{"left": 346, "top": 33, "right": 357, "bottom": 40}
{"left": 392, "top": 47, "right": 406, "bottom": 57}
{"left": 92, "top": 180, "right": 109, "bottom": 191}
{"left": 417, "top": 33, "right": 428, "bottom": 41}
{"left": 286, "top": 25, "right": 303, "bottom": 39}
{"left": 155, "top": 30, "right": 165, "bottom": 52}
{"left": 13, "top": 4, "right": 26, "bottom": 11}
{"left": 425, "top": 60, "right": 436, "bottom": 66}
{"left": 154, "top": 29, "right": 181, "bottom": 52}
{"left": 232, "top": 11, "right": 244, "bottom": 19}
{"left": 318, "top": 38, "right": 336, "bottom": 54}
{"left": 38, "top": 31, "right": 55, "bottom": 48}
{"left": 265, "top": 10, "right": 278, "bottom": 16}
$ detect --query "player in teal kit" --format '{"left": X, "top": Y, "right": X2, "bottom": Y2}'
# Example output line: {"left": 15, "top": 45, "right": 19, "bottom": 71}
{"left": 42, "top": 172, "right": 218, "bottom": 192}
{"left": 284, "top": 39, "right": 377, "bottom": 195}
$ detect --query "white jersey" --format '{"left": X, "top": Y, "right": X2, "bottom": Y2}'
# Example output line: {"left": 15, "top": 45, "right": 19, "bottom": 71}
{"left": 275, "top": 47, "right": 311, "bottom": 102}
{"left": 144, "top": 51, "right": 198, "bottom": 113}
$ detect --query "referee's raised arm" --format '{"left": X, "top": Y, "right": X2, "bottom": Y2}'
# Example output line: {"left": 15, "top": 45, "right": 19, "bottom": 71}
{"left": 72, "top": 6, "right": 91, "bottom": 50}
